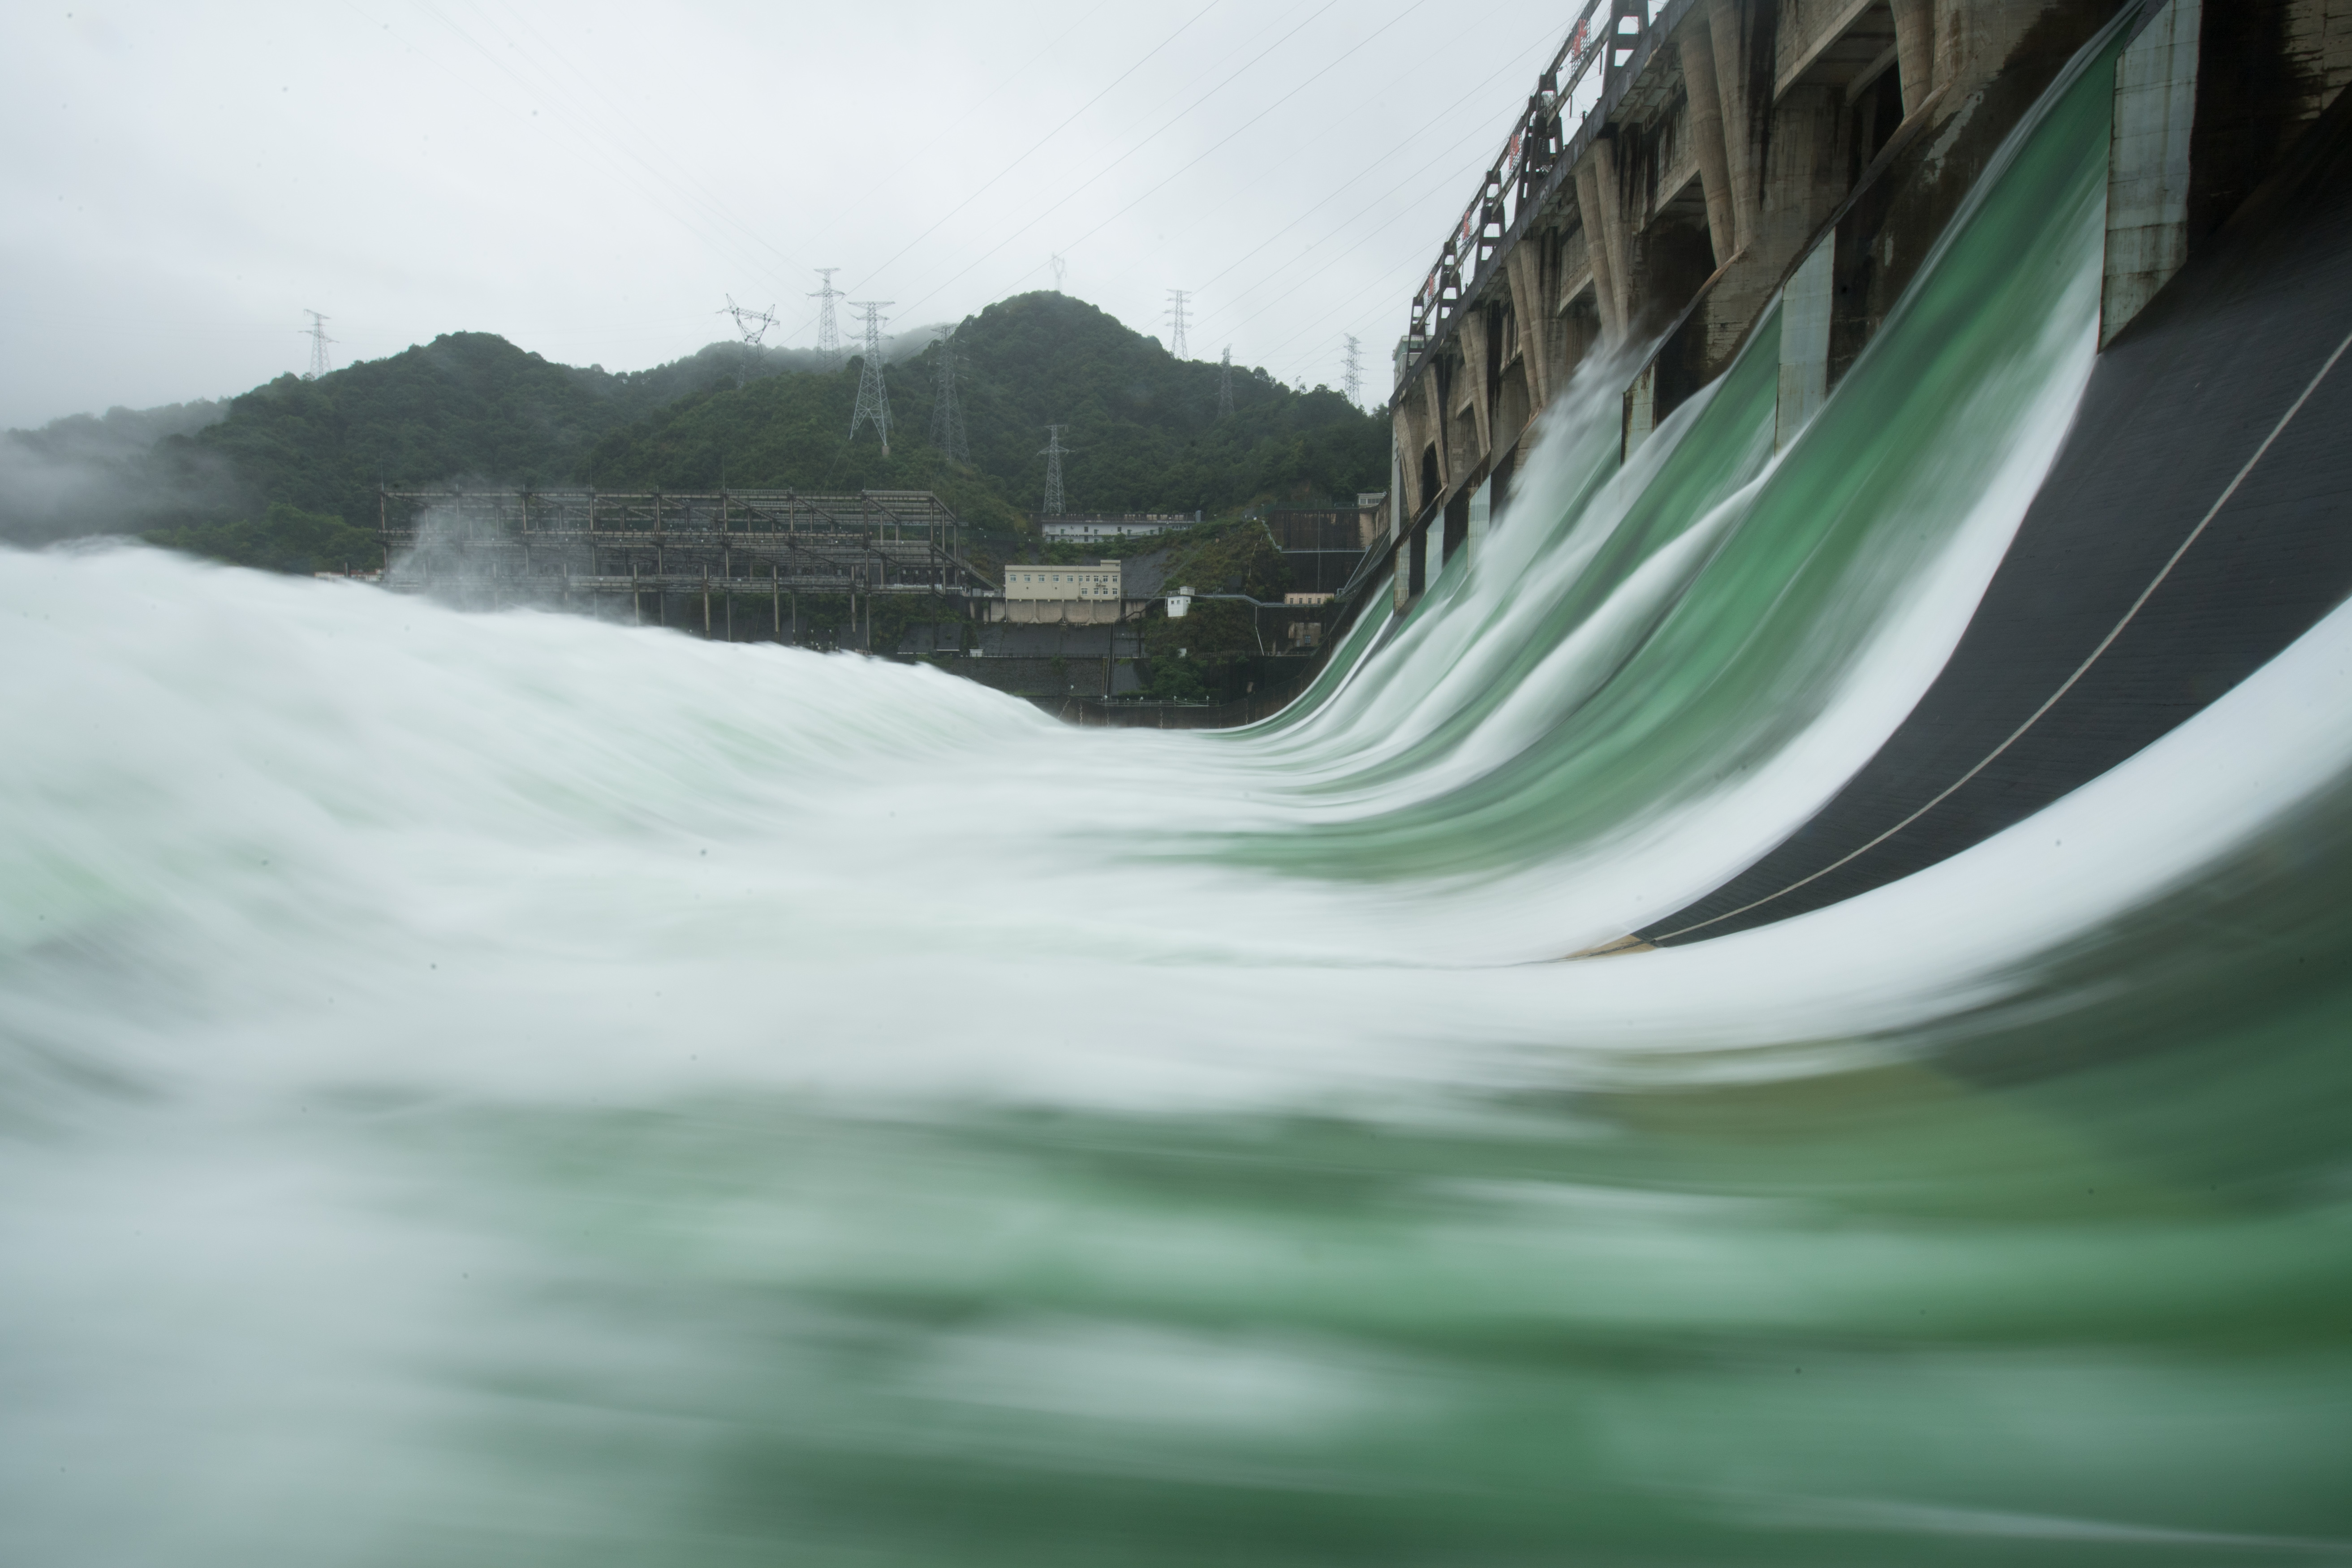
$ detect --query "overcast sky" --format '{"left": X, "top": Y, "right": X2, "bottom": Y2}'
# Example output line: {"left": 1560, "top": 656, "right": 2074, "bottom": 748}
{"left": 3, "top": 0, "right": 1579, "bottom": 429}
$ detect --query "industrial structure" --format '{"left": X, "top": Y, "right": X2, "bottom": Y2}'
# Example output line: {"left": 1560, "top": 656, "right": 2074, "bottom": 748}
{"left": 808, "top": 269, "right": 844, "bottom": 372}
{"left": 847, "top": 302, "right": 895, "bottom": 452}
{"left": 378, "top": 488, "right": 995, "bottom": 645}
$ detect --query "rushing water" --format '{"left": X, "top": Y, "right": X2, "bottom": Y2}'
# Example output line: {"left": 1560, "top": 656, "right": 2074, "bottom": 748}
{"left": 9, "top": 30, "right": 2352, "bottom": 1567}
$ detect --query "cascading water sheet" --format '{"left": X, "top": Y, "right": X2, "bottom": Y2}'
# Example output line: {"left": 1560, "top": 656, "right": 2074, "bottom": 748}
{"left": 1197, "top": 29, "right": 2124, "bottom": 967}
{"left": 6, "top": 20, "right": 2352, "bottom": 1568}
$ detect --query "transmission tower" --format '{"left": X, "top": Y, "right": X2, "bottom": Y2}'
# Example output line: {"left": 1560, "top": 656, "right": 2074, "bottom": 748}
{"left": 719, "top": 294, "right": 778, "bottom": 387}
{"left": 1039, "top": 424, "right": 1070, "bottom": 517}
{"left": 1342, "top": 333, "right": 1363, "bottom": 405}
{"left": 300, "top": 310, "right": 336, "bottom": 380}
{"left": 809, "top": 267, "right": 844, "bottom": 370}
{"left": 848, "top": 301, "right": 895, "bottom": 454}
{"left": 928, "top": 325, "right": 970, "bottom": 465}
{"left": 1218, "top": 346, "right": 1235, "bottom": 418}
{"left": 1050, "top": 253, "right": 1067, "bottom": 293}
{"left": 1164, "top": 289, "right": 1191, "bottom": 359}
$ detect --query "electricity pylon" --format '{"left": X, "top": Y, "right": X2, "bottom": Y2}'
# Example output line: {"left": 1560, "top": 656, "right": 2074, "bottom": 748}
{"left": 809, "top": 267, "right": 844, "bottom": 371}
{"left": 1050, "top": 254, "right": 1067, "bottom": 293}
{"left": 1039, "top": 424, "right": 1070, "bottom": 517}
{"left": 719, "top": 295, "right": 778, "bottom": 388}
{"left": 848, "top": 301, "right": 895, "bottom": 454}
{"left": 929, "top": 325, "right": 969, "bottom": 465}
{"left": 1343, "top": 334, "right": 1363, "bottom": 405}
{"left": 1164, "top": 289, "right": 1190, "bottom": 359}
{"left": 301, "top": 310, "right": 336, "bottom": 379}
{"left": 1218, "top": 346, "right": 1235, "bottom": 419}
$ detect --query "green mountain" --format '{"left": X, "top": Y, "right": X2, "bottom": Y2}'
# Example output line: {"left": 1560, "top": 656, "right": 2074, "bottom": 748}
{"left": 28, "top": 290, "right": 1387, "bottom": 570}
{"left": 174, "top": 332, "right": 758, "bottom": 540}
{"left": 581, "top": 293, "right": 1387, "bottom": 532}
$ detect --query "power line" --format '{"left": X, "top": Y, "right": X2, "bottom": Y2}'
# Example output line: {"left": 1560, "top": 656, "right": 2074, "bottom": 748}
{"left": 929, "top": 324, "right": 969, "bottom": 464}
{"left": 881, "top": 0, "right": 1349, "bottom": 321}
{"left": 301, "top": 310, "right": 336, "bottom": 379}
{"left": 844, "top": 0, "right": 1221, "bottom": 298}
{"left": 1039, "top": 424, "right": 1070, "bottom": 517}
{"left": 1185, "top": 9, "right": 1570, "bottom": 314}
{"left": 1046, "top": 0, "right": 1435, "bottom": 277}
{"left": 848, "top": 301, "right": 895, "bottom": 454}
{"left": 798, "top": 0, "right": 1115, "bottom": 250}
{"left": 809, "top": 269, "right": 844, "bottom": 371}
{"left": 1166, "top": 289, "right": 1192, "bottom": 359}
{"left": 393, "top": 0, "right": 810, "bottom": 297}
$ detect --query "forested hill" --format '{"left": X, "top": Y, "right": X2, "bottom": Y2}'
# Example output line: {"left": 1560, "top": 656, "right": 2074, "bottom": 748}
{"left": 15, "top": 292, "right": 1387, "bottom": 564}
{"left": 579, "top": 293, "right": 1388, "bottom": 530}
{"left": 174, "top": 333, "right": 780, "bottom": 540}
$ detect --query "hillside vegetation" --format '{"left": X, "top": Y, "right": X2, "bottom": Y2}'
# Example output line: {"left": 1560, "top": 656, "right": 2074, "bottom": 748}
{"left": 97, "top": 292, "right": 1382, "bottom": 573}
{"left": 582, "top": 293, "right": 1387, "bottom": 531}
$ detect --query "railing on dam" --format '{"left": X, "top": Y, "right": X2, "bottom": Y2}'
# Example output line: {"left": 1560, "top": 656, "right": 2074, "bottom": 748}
{"left": 1405, "top": 0, "right": 1671, "bottom": 366}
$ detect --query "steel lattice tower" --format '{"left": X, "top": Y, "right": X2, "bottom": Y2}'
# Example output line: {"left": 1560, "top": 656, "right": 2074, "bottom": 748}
{"left": 1218, "top": 346, "right": 1235, "bottom": 419}
{"left": 1165, "top": 289, "right": 1191, "bottom": 359}
{"left": 809, "top": 268, "right": 844, "bottom": 371}
{"left": 1343, "top": 334, "right": 1363, "bottom": 405}
{"left": 928, "top": 325, "right": 970, "bottom": 465}
{"left": 1039, "top": 424, "right": 1069, "bottom": 517}
{"left": 301, "top": 310, "right": 336, "bottom": 379}
{"left": 1051, "top": 254, "right": 1067, "bottom": 293}
{"left": 719, "top": 295, "right": 779, "bottom": 388}
{"left": 848, "top": 301, "right": 895, "bottom": 455}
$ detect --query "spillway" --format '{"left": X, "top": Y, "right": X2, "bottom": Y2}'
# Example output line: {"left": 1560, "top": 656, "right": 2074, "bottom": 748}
{"left": 7, "top": 18, "right": 2352, "bottom": 1568}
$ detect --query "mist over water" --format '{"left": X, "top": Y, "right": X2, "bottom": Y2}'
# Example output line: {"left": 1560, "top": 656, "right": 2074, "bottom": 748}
{"left": 7, "top": 32, "right": 2352, "bottom": 1566}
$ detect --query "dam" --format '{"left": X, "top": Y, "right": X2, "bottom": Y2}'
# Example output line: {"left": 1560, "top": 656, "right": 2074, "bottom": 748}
{"left": 1353, "top": 0, "right": 2352, "bottom": 947}
{"left": 6, "top": 0, "right": 2352, "bottom": 1563}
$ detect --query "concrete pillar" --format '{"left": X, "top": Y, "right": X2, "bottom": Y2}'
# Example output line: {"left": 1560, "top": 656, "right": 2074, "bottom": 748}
{"left": 1419, "top": 517, "right": 1441, "bottom": 591}
{"left": 2102, "top": 0, "right": 2200, "bottom": 347}
{"left": 1457, "top": 312, "right": 1494, "bottom": 461}
{"left": 1503, "top": 245, "right": 1552, "bottom": 408}
{"left": 1891, "top": 0, "right": 1938, "bottom": 117}
{"left": 1390, "top": 431, "right": 1405, "bottom": 544}
{"left": 1467, "top": 477, "right": 1493, "bottom": 557}
{"left": 1705, "top": 0, "right": 1759, "bottom": 256}
{"left": 1590, "top": 137, "right": 1636, "bottom": 330}
{"left": 1419, "top": 370, "right": 1451, "bottom": 491}
{"left": 1394, "top": 403, "right": 1425, "bottom": 516}
{"left": 1776, "top": 241, "right": 1833, "bottom": 450}
{"left": 1574, "top": 159, "right": 1628, "bottom": 341}
{"left": 1677, "top": 22, "right": 1738, "bottom": 265}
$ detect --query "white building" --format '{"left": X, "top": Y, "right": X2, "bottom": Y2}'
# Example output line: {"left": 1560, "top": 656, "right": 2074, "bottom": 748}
{"left": 994, "top": 560, "right": 1126, "bottom": 624}
{"left": 1005, "top": 563, "right": 1121, "bottom": 601}
{"left": 1040, "top": 513, "right": 1200, "bottom": 543}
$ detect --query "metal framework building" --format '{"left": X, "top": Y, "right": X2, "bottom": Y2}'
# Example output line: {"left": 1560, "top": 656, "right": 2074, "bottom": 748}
{"left": 378, "top": 487, "right": 998, "bottom": 638}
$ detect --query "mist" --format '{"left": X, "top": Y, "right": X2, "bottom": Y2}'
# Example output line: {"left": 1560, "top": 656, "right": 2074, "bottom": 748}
{"left": 0, "top": 401, "right": 244, "bottom": 547}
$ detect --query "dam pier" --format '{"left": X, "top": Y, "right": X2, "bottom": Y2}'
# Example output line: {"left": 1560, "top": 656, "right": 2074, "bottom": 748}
{"left": 1359, "top": 0, "right": 2352, "bottom": 949}
{"left": 1384, "top": 0, "right": 2350, "bottom": 604}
